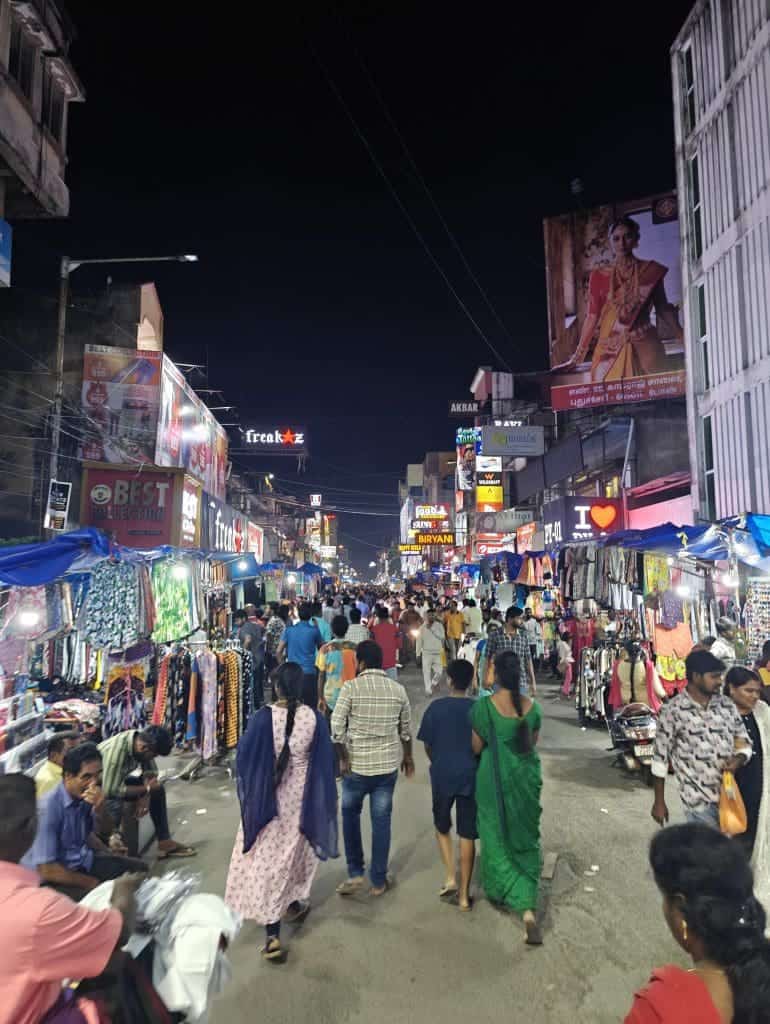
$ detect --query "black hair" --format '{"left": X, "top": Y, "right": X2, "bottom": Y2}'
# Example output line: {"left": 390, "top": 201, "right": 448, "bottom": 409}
{"left": 376, "top": 605, "right": 390, "bottom": 620}
{"left": 311, "top": 602, "right": 323, "bottom": 617}
{"left": 63, "top": 741, "right": 102, "bottom": 777}
{"left": 685, "top": 648, "right": 725, "bottom": 682}
{"left": 47, "top": 730, "right": 79, "bottom": 758}
{"left": 608, "top": 214, "right": 641, "bottom": 242}
{"left": 466, "top": 599, "right": 476, "bottom": 608}
{"left": 701, "top": 635, "right": 717, "bottom": 648}
{"left": 276, "top": 605, "right": 289, "bottom": 623}
{"left": 349, "top": 607, "right": 362, "bottom": 624}
{"left": 0, "top": 774, "right": 36, "bottom": 861}
{"left": 269, "top": 602, "right": 281, "bottom": 614}
{"left": 650, "top": 824, "right": 770, "bottom": 1023}
{"left": 298, "top": 604, "right": 312, "bottom": 622}
{"left": 332, "top": 614, "right": 349, "bottom": 638}
{"left": 506, "top": 605, "right": 524, "bottom": 622}
{"left": 447, "top": 659, "right": 473, "bottom": 691}
{"left": 760, "top": 639, "right": 770, "bottom": 664}
{"left": 140, "top": 725, "right": 173, "bottom": 757}
{"left": 233, "top": 610, "right": 246, "bottom": 623}
{"left": 273, "top": 662, "right": 304, "bottom": 788}
{"left": 357, "top": 640, "right": 383, "bottom": 670}
{"left": 325, "top": 597, "right": 335, "bottom": 607}
{"left": 724, "top": 666, "right": 762, "bottom": 696}
{"left": 493, "top": 651, "right": 532, "bottom": 754}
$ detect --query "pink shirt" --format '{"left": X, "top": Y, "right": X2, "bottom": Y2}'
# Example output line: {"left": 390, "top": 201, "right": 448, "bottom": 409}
{"left": 0, "top": 861, "right": 122, "bottom": 1024}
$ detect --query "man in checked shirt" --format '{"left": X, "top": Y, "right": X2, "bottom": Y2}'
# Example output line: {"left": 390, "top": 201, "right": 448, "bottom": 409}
{"left": 332, "top": 640, "right": 413, "bottom": 897}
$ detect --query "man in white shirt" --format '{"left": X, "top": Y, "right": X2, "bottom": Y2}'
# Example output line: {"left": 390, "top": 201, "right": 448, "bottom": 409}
{"left": 523, "top": 609, "right": 542, "bottom": 670}
{"left": 462, "top": 599, "right": 482, "bottom": 636}
{"left": 419, "top": 610, "right": 446, "bottom": 697}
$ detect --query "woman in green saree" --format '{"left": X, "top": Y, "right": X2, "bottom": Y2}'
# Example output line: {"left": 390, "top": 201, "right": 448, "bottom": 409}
{"left": 471, "top": 649, "right": 543, "bottom": 945}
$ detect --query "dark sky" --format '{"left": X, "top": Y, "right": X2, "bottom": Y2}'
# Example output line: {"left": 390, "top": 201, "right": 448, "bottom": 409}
{"left": 11, "top": 0, "right": 694, "bottom": 569}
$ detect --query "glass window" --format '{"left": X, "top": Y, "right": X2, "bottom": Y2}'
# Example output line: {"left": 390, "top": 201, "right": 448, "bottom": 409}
{"left": 8, "top": 16, "right": 36, "bottom": 100}
{"left": 703, "top": 414, "right": 716, "bottom": 519}
{"left": 689, "top": 155, "right": 703, "bottom": 261}
{"left": 42, "top": 67, "right": 65, "bottom": 142}
{"left": 695, "top": 283, "right": 709, "bottom": 389}
{"left": 682, "top": 46, "right": 696, "bottom": 131}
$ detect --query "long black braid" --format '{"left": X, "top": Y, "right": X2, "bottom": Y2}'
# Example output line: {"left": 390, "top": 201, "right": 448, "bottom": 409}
{"left": 493, "top": 650, "right": 532, "bottom": 754}
{"left": 273, "top": 662, "right": 304, "bottom": 787}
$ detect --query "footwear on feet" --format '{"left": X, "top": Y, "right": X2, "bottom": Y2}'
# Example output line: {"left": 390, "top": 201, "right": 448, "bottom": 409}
{"left": 261, "top": 938, "right": 286, "bottom": 962}
{"left": 438, "top": 883, "right": 458, "bottom": 902}
{"left": 336, "top": 877, "right": 365, "bottom": 896}
{"left": 369, "top": 876, "right": 394, "bottom": 897}
{"left": 524, "top": 912, "right": 543, "bottom": 946}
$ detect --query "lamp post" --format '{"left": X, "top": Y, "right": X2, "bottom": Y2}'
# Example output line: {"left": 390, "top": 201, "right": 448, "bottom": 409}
{"left": 46, "top": 253, "right": 198, "bottom": 533}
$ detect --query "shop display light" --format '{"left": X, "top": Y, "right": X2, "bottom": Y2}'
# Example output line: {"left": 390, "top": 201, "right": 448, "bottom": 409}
{"left": 18, "top": 609, "right": 40, "bottom": 628}
{"left": 237, "top": 560, "right": 248, "bottom": 571}
{"left": 172, "top": 563, "right": 189, "bottom": 580}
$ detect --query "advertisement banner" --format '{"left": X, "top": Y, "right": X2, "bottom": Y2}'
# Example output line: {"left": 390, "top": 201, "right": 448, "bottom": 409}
{"left": 545, "top": 193, "right": 685, "bottom": 411}
{"left": 243, "top": 427, "right": 307, "bottom": 454}
{"left": 247, "top": 522, "right": 265, "bottom": 563}
{"left": 399, "top": 543, "right": 422, "bottom": 554}
{"left": 416, "top": 531, "right": 455, "bottom": 546}
{"left": 156, "top": 356, "right": 228, "bottom": 500}
{"left": 481, "top": 424, "right": 545, "bottom": 457}
{"left": 201, "top": 494, "right": 246, "bottom": 553}
{"left": 476, "top": 508, "right": 533, "bottom": 534}
{"left": 82, "top": 465, "right": 179, "bottom": 547}
{"left": 81, "top": 345, "right": 162, "bottom": 464}
{"left": 516, "top": 522, "right": 538, "bottom": 553}
{"left": 476, "top": 471, "right": 504, "bottom": 512}
{"left": 543, "top": 496, "right": 624, "bottom": 547}
{"left": 476, "top": 455, "right": 503, "bottom": 472}
{"left": 455, "top": 427, "right": 481, "bottom": 491}
{"left": 180, "top": 477, "right": 201, "bottom": 548}
{"left": 415, "top": 503, "right": 450, "bottom": 521}
{"left": 44, "top": 480, "right": 72, "bottom": 532}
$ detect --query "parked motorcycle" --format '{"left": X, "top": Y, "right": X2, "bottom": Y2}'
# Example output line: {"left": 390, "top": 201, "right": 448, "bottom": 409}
{"left": 606, "top": 702, "right": 657, "bottom": 783}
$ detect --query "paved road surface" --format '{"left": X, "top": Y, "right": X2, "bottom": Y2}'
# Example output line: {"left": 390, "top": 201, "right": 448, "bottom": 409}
{"left": 162, "top": 666, "right": 687, "bottom": 1023}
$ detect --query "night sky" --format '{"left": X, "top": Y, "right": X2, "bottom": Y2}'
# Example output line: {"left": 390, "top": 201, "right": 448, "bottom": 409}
{"left": 9, "top": 1, "right": 694, "bottom": 568}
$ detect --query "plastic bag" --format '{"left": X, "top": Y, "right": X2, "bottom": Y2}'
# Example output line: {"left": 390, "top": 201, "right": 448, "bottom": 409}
{"left": 719, "top": 771, "right": 748, "bottom": 836}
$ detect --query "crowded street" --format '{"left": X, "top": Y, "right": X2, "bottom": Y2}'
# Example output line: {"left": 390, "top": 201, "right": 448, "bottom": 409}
{"left": 157, "top": 664, "right": 684, "bottom": 1024}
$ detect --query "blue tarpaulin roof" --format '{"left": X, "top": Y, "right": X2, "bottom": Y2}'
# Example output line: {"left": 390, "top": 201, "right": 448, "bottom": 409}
{"left": 0, "top": 528, "right": 111, "bottom": 586}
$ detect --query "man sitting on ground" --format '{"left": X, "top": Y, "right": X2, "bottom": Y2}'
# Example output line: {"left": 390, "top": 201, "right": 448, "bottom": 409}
{"left": 23, "top": 742, "right": 147, "bottom": 898}
{"left": 35, "top": 730, "right": 80, "bottom": 798}
{"left": 417, "top": 659, "right": 477, "bottom": 911}
{"left": 99, "top": 724, "right": 195, "bottom": 860}
{"left": 0, "top": 773, "right": 140, "bottom": 1024}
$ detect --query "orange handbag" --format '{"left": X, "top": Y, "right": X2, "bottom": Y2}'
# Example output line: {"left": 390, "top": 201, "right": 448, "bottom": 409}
{"left": 719, "top": 771, "right": 748, "bottom": 836}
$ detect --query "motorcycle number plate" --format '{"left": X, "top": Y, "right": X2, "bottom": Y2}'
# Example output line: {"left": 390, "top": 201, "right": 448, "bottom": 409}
{"left": 634, "top": 743, "right": 654, "bottom": 758}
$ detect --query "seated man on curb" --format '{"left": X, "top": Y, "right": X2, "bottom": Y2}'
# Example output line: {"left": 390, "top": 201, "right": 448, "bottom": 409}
{"left": 99, "top": 724, "right": 195, "bottom": 859}
{"left": 23, "top": 742, "right": 147, "bottom": 900}
{"left": 0, "top": 773, "right": 141, "bottom": 1024}
{"left": 417, "top": 659, "right": 478, "bottom": 911}
{"left": 35, "top": 730, "right": 80, "bottom": 798}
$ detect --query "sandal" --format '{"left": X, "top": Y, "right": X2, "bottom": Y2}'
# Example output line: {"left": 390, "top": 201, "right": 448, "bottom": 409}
{"left": 336, "top": 877, "right": 366, "bottom": 896}
{"left": 525, "top": 918, "right": 544, "bottom": 946}
{"left": 157, "top": 844, "right": 197, "bottom": 860}
{"left": 260, "top": 938, "right": 286, "bottom": 963}
{"left": 438, "top": 885, "right": 459, "bottom": 902}
{"left": 369, "top": 878, "right": 394, "bottom": 897}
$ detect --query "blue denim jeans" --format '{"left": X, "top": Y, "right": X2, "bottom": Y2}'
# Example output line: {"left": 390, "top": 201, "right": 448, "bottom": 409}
{"left": 385, "top": 667, "right": 398, "bottom": 681}
{"left": 684, "top": 803, "right": 720, "bottom": 827}
{"left": 341, "top": 770, "right": 398, "bottom": 888}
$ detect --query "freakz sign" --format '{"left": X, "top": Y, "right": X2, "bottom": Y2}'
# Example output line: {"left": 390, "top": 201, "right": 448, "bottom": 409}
{"left": 542, "top": 496, "right": 623, "bottom": 547}
{"left": 243, "top": 427, "right": 307, "bottom": 454}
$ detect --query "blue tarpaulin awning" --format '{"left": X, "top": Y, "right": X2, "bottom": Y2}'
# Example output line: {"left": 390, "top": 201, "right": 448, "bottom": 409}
{"left": 0, "top": 528, "right": 111, "bottom": 586}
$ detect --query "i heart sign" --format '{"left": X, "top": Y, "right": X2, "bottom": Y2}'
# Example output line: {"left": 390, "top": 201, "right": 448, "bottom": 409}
{"left": 589, "top": 504, "right": 618, "bottom": 530}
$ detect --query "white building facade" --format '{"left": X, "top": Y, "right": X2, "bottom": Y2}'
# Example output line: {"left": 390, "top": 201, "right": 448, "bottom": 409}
{"left": 672, "top": 0, "right": 770, "bottom": 519}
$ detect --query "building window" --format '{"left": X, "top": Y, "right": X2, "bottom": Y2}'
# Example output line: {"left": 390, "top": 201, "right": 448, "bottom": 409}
{"left": 695, "top": 283, "right": 710, "bottom": 389}
{"left": 42, "top": 66, "right": 65, "bottom": 142}
{"left": 8, "top": 16, "right": 37, "bottom": 101}
{"left": 689, "top": 154, "right": 703, "bottom": 261}
{"left": 703, "top": 415, "right": 716, "bottom": 520}
{"left": 682, "top": 45, "right": 696, "bottom": 132}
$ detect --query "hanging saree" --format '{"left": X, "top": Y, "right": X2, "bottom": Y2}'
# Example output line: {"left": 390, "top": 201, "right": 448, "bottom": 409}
{"left": 471, "top": 697, "right": 543, "bottom": 913}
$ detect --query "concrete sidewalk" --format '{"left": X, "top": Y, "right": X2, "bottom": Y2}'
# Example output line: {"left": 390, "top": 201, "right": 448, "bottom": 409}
{"left": 161, "top": 667, "right": 686, "bottom": 1024}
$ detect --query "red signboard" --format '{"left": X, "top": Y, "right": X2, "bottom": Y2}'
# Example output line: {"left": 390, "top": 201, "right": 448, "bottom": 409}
{"left": 82, "top": 466, "right": 179, "bottom": 548}
{"left": 247, "top": 522, "right": 264, "bottom": 563}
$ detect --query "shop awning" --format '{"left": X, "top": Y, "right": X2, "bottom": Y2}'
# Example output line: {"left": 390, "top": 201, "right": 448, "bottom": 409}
{"left": 298, "top": 562, "right": 324, "bottom": 576}
{"left": 0, "top": 528, "right": 111, "bottom": 586}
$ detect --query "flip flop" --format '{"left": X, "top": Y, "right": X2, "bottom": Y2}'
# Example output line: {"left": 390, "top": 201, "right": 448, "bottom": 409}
{"left": 525, "top": 919, "right": 544, "bottom": 946}
{"left": 260, "top": 939, "right": 286, "bottom": 963}
{"left": 157, "top": 845, "right": 197, "bottom": 859}
{"left": 439, "top": 885, "right": 459, "bottom": 902}
{"left": 369, "top": 878, "right": 394, "bottom": 897}
{"left": 336, "top": 877, "right": 365, "bottom": 896}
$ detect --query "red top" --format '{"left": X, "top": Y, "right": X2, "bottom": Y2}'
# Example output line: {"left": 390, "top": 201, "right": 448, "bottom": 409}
{"left": 625, "top": 966, "right": 722, "bottom": 1023}
{"left": 371, "top": 621, "right": 401, "bottom": 670}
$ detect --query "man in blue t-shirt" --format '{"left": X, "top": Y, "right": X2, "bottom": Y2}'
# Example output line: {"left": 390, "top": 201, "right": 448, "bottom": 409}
{"left": 417, "top": 659, "right": 477, "bottom": 911}
{"left": 279, "top": 604, "right": 323, "bottom": 707}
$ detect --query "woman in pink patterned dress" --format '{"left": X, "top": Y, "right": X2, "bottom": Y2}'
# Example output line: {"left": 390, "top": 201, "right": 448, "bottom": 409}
{"left": 225, "top": 662, "right": 338, "bottom": 962}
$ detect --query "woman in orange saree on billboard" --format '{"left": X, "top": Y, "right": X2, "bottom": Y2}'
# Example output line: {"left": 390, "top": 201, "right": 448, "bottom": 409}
{"left": 554, "top": 216, "right": 683, "bottom": 382}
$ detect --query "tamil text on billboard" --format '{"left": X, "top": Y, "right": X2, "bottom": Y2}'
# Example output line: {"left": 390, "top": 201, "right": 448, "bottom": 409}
{"left": 81, "top": 345, "right": 162, "bottom": 464}
{"left": 156, "top": 356, "right": 228, "bottom": 500}
{"left": 545, "top": 193, "right": 685, "bottom": 411}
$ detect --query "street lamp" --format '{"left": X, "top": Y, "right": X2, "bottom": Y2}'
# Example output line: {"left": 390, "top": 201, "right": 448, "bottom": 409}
{"left": 47, "top": 253, "right": 198, "bottom": 532}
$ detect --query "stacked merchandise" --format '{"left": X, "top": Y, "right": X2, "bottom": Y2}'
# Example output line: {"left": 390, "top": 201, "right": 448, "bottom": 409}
{"left": 746, "top": 580, "right": 770, "bottom": 663}
{"left": 0, "top": 692, "right": 47, "bottom": 775}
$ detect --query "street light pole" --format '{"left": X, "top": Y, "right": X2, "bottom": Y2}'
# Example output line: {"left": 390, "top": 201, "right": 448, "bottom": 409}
{"left": 45, "top": 252, "right": 198, "bottom": 534}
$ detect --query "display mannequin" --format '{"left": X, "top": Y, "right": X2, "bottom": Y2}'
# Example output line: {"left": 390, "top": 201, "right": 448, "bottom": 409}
{"left": 609, "top": 645, "right": 665, "bottom": 712}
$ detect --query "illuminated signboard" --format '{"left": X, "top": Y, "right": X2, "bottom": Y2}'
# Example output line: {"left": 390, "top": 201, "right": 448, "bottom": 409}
{"left": 543, "top": 496, "right": 623, "bottom": 546}
{"left": 412, "top": 519, "right": 450, "bottom": 532}
{"left": 476, "top": 471, "right": 504, "bottom": 512}
{"left": 310, "top": 493, "right": 322, "bottom": 507}
{"left": 244, "top": 427, "right": 307, "bottom": 453}
{"left": 415, "top": 503, "right": 450, "bottom": 520}
{"left": 448, "top": 399, "right": 481, "bottom": 416}
{"left": 399, "top": 543, "right": 423, "bottom": 554}
{"left": 416, "top": 531, "right": 456, "bottom": 546}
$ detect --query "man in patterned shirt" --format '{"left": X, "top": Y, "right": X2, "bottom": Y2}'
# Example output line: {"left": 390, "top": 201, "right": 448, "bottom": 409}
{"left": 331, "top": 640, "right": 413, "bottom": 897}
{"left": 484, "top": 606, "right": 536, "bottom": 695}
{"left": 651, "top": 649, "right": 752, "bottom": 827}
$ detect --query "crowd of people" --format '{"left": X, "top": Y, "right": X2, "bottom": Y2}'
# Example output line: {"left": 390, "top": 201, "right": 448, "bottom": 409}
{"left": 7, "top": 583, "right": 770, "bottom": 1021}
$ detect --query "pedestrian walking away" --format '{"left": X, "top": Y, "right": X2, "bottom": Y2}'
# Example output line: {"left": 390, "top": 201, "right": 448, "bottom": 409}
{"left": 279, "top": 604, "right": 323, "bottom": 708}
{"left": 225, "top": 662, "right": 338, "bottom": 963}
{"left": 418, "top": 659, "right": 477, "bottom": 911}
{"left": 332, "top": 640, "right": 413, "bottom": 897}
{"left": 471, "top": 650, "right": 544, "bottom": 945}
{"left": 651, "top": 649, "right": 751, "bottom": 828}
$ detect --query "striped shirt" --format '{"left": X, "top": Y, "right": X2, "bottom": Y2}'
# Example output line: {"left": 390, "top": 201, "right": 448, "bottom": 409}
{"left": 331, "top": 669, "right": 412, "bottom": 776}
{"left": 345, "top": 624, "right": 370, "bottom": 646}
{"left": 99, "top": 730, "right": 157, "bottom": 798}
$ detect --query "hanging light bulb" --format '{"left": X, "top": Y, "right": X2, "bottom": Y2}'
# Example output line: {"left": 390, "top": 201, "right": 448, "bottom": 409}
{"left": 18, "top": 609, "right": 40, "bottom": 628}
